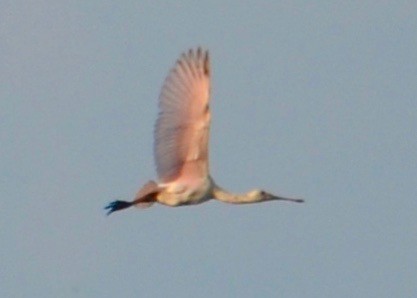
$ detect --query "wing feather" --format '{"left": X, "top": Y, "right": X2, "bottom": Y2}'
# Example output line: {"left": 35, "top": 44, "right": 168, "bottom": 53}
{"left": 154, "top": 48, "right": 211, "bottom": 182}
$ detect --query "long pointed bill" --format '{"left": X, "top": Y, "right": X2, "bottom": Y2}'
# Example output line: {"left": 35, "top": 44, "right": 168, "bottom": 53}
{"left": 270, "top": 195, "right": 304, "bottom": 203}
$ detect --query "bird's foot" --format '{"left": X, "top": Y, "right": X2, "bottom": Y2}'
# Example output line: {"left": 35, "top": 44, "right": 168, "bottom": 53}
{"left": 105, "top": 200, "right": 133, "bottom": 215}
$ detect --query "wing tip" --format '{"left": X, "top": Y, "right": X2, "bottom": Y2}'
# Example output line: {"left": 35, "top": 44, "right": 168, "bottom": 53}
{"left": 176, "top": 47, "right": 210, "bottom": 77}
{"left": 203, "top": 50, "right": 210, "bottom": 76}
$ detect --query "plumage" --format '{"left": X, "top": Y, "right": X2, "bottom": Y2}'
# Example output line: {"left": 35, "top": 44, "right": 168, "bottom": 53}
{"left": 154, "top": 48, "right": 210, "bottom": 183}
{"left": 105, "top": 48, "right": 303, "bottom": 215}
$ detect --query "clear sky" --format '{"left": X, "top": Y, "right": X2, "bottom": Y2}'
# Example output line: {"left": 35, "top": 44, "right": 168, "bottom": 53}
{"left": 1, "top": 1, "right": 417, "bottom": 297}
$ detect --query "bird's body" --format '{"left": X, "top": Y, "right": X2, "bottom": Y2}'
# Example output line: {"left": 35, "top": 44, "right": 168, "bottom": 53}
{"left": 158, "top": 176, "right": 213, "bottom": 206}
{"left": 105, "top": 48, "right": 303, "bottom": 215}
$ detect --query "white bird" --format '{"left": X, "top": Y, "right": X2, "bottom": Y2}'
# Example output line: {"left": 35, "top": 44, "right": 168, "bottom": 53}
{"left": 105, "top": 48, "right": 303, "bottom": 215}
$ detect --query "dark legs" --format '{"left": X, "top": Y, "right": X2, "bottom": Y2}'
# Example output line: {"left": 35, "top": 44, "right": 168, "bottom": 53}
{"left": 105, "top": 200, "right": 133, "bottom": 215}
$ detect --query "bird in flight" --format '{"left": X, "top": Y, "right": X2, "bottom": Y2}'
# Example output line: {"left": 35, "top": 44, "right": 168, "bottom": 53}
{"left": 105, "top": 48, "right": 303, "bottom": 215}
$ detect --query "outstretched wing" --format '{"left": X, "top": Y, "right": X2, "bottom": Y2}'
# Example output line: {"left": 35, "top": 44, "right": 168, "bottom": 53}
{"left": 154, "top": 48, "right": 211, "bottom": 183}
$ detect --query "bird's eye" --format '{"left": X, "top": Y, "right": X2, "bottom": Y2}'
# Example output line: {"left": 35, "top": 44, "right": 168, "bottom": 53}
{"left": 260, "top": 191, "right": 266, "bottom": 196}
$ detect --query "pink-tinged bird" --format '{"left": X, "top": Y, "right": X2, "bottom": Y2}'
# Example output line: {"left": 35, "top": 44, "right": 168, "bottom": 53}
{"left": 105, "top": 48, "right": 303, "bottom": 215}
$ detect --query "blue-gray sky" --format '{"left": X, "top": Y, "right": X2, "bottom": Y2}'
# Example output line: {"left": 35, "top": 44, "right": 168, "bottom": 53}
{"left": 1, "top": 1, "right": 417, "bottom": 297}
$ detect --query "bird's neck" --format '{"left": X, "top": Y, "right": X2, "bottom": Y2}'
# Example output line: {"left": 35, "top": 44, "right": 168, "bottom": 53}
{"left": 212, "top": 184, "right": 257, "bottom": 204}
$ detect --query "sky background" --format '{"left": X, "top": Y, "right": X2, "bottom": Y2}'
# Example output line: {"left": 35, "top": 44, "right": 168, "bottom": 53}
{"left": 1, "top": 1, "right": 417, "bottom": 297}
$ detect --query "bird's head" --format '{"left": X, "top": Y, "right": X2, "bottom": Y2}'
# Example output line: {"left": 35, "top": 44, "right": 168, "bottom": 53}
{"left": 248, "top": 189, "right": 304, "bottom": 203}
